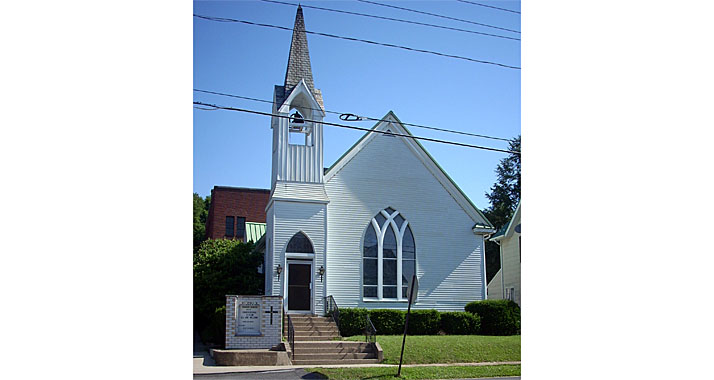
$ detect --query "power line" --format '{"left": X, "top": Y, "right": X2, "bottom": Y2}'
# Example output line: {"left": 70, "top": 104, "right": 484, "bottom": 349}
{"left": 193, "top": 88, "right": 513, "bottom": 143}
{"left": 193, "top": 14, "right": 520, "bottom": 70}
{"left": 193, "top": 101, "right": 520, "bottom": 155}
{"left": 456, "top": 0, "right": 521, "bottom": 15}
{"left": 259, "top": 0, "right": 519, "bottom": 41}
{"left": 357, "top": 0, "right": 520, "bottom": 34}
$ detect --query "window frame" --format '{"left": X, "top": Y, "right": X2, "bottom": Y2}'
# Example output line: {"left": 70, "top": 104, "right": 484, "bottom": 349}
{"left": 225, "top": 216, "right": 235, "bottom": 237}
{"left": 236, "top": 217, "right": 246, "bottom": 241}
{"left": 362, "top": 208, "right": 416, "bottom": 302}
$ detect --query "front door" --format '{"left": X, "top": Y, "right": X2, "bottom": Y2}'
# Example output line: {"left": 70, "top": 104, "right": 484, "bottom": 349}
{"left": 287, "top": 262, "right": 312, "bottom": 312}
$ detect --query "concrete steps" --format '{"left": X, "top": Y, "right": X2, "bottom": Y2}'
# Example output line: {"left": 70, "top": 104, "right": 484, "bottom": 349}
{"left": 285, "top": 314, "right": 382, "bottom": 365}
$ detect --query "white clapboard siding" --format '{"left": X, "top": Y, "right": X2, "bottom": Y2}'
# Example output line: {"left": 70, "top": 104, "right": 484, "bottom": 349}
{"left": 325, "top": 130, "right": 486, "bottom": 312}
{"left": 487, "top": 269, "right": 503, "bottom": 300}
{"left": 270, "top": 200, "right": 327, "bottom": 315}
{"left": 500, "top": 232, "right": 521, "bottom": 306}
{"left": 265, "top": 205, "right": 275, "bottom": 296}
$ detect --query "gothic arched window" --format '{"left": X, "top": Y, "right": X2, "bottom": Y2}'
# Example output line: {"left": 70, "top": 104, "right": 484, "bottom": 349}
{"left": 363, "top": 207, "right": 416, "bottom": 300}
{"left": 287, "top": 232, "right": 313, "bottom": 253}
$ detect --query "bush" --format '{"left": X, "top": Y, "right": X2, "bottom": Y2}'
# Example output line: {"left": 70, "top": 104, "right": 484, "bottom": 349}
{"left": 193, "top": 239, "right": 263, "bottom": 335}
{"left": 441, "top": 311, "right": 480, "bottom": 335}
{"left": 337, "top": 308, "right": 370, "bottom": 337}
{"left": 407, "top": 309, "right": 441, "bottom": 335}
{"left": 200, "top": 306, "right": 226, "bottom": 347}
{"left": 465, "top": 300, "right": 520, "bottom": 335}
{"left": 369, "top": 309, "right": 406, "bottom": 335}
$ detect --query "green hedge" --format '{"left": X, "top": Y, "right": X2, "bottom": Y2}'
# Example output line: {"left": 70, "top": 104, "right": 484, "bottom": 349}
{"left": 338, "top": 308, "right": 370, "bottom": 337}
{"left": 441, "top": 311, "right": 480, "bottom": 335}
{"left": 408, "top": 309, "right": 441, "bottom": 335}
{"left": 465, "top": 300, "right": 520, "bottom": 335}
{"left": 339, "top": 308, "right": 479, "bottom": 336}
{"left": 369, "top": 309, "right": 406, "bottom": 335}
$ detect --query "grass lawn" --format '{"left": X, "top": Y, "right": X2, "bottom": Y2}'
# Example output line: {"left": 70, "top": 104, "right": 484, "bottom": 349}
{"left": 344, "top": 335, "right": 520, "bottom": 364}
{"left": 305, "top": 364, "right": 521, "bottom": 379}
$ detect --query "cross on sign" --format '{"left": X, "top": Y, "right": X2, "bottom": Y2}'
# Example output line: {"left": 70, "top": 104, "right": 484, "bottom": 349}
{"left": 264, "top": 306, "right": 280, "bottom": 325}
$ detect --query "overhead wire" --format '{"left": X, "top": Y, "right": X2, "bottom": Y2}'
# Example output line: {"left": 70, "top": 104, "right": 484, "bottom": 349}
{"left": 357, "top": 0, "right": 520, "bottom": 34}
{"left": 193, "top": 14, "right": 520, "bottom": 70}
{"left": 259, "top": 0, "right": 519, "bottom": 41}
{"left": 193, "top": 101, "right": 520, "bottom": 155}
{"left": 193, "top": 88, "right": 513, "bottom": 143}
{"left": 456, "top": 0, "right": 521, "bottom": 15}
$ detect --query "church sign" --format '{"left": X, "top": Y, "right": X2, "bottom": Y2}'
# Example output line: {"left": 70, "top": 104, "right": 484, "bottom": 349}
{"left": 236, "top": 299, "right": 261, "bottom": 336}
{"left": 225, "top": 295, "right": 283, "bottom": 349}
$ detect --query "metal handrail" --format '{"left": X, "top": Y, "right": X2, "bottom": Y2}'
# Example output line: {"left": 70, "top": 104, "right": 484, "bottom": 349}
{"left": 287, "top": 314, "right": 295, "bottom": 358}
{"left": 364, "top": 314, "right": 377, "bottom": 344}
{"left": 324, "top": 295, "right": 340, "bottom": 332}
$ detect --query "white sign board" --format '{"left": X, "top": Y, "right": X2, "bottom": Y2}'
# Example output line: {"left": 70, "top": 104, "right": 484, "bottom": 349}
{"left": 236, "top": 299, "right": 261, "bottom": 336}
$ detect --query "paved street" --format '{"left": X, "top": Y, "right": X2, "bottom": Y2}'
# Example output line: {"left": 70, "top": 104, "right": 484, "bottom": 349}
{"left": 194, "top": 372, "right": 520, "bottom": 380}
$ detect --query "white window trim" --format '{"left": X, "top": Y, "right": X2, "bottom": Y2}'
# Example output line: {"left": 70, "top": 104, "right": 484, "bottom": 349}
{"left": 364, "top": 208, "right": 414, "bottom": 301}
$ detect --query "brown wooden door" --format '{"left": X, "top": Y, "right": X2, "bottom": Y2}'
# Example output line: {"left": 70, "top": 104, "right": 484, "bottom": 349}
{"left": 288, "top": 263, "right": 311, "bottom": 311}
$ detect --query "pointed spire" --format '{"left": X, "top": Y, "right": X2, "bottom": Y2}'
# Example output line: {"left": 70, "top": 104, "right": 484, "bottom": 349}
{"left": 284, "top": 5, "right": 316, "bottom": 96}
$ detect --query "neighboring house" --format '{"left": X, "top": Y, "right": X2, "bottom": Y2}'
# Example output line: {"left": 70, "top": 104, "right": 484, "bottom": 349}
{"left": 205, "top": 186, "right": 270, "bottom": 243}
{"left": 262, "top": 7, "right": 496, "bottom": 315}
{"left": 487, "top": 202, "right": 521, "bottom": 306}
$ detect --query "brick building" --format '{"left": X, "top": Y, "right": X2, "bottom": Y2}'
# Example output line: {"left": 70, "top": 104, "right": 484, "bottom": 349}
{"left": 205, "top": 186, "right": 270, "bottom": 242}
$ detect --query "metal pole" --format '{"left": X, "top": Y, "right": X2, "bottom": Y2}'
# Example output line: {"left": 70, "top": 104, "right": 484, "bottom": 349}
{"left": 397, "top": 277, "right": 416, "bottom": 377}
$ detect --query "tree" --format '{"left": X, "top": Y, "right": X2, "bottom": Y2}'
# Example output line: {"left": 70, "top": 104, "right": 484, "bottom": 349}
{"left": 193, "top": 193, "right": 211, "bottom": 252}
{"left": 193, "top": 239, "right": 264, "bottom": 319}
{"left": 483, "top": 136, "right": 521, "bottom": 283}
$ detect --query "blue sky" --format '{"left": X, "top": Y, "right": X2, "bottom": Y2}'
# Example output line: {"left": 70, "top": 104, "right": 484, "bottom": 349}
{"left": 193, "top": 0, "right": 520, "bottom": 210}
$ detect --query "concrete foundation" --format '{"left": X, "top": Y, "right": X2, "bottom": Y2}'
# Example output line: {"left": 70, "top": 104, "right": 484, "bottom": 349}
{"left": 211, "top": 349, "right": 292, "bottom": 366}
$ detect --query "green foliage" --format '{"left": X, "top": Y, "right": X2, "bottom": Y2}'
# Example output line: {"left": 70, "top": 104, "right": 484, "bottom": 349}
{"left": 369, "top": 309, "right": 406, "bottom": 335}
{"left": 199, "top": 306, "right": 226, "bottom": 347}
{"left": 337, "top": 308, "right": 370, "bottom": 337}
{"left": 193, "top": 239, "right": 264, "bottom": 330}
{"left": 340, "top": 308, "right": 480, "bottom": 337}
{"left": 193, "top": 193, "right": 211, "bottom": 252}
{"left": 407, "top": 309, "right": 441, "bottom": 335}
{"left": 440, "top": 311, "right": 480, "bottom": 335}
{"left": 465, "top": 300, "right": 520, "bottom": 336}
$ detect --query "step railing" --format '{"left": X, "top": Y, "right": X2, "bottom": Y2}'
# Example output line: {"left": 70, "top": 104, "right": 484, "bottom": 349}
{"left": 287, "top": 314, "right": 295, "bottom": 358}
{"left": 364, "top": 314, "right": 377, "bottom": 344}
{"left": 324, "top": 295, "right": 340, "bottom": 333}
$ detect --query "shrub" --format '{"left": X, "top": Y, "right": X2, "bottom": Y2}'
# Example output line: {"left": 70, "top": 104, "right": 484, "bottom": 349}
{"left": 368, "top": 309, "right": 405, "bottom": 335}
{"left": 465, "top": 300, "right": 520, "bottom": 335}
{"left": 193, "top": 239, "right": 263, "bottom": 334}
{"left": 337, "top": 308, "right": 370, "bottom": 337}
{"left": 440, "top": 311, "right": 480, "bottom": 335}
{"left": 200, "top": 306, "right": 226, "bottom": 347}
{"left": 407, "top": 309, "right": 441, "bottom": 335}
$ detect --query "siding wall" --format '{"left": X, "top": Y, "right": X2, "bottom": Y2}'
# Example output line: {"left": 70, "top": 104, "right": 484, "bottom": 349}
{"left": 269, "top": 200, "right": 327, "bottom": 314}
{"left": 324, "top": 132, "right": 486, "bottom": 311}
{"left": 500, "top": 232, "right": 521, "bottom": 306}
{"left": 487, "top": 269, "right": 503, "bottom": 300}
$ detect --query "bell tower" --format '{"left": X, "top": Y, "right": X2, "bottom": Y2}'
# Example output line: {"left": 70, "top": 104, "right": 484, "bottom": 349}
{"left": 270, "top": 5, "right": 326, "bottom": 189}
{"left": 265, "top": 6, "right": 329, "bottom": 315}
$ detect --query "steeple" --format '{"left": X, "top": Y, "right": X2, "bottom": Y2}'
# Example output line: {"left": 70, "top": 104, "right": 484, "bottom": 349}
{"left": 282, "top": 5, "right": 323, "bottom": 109}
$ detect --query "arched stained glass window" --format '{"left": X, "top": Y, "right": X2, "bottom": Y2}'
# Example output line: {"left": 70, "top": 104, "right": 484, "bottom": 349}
{"left": 362, "top": 208, "right": 416, "bottom": 300}
{"left": 287, "top": 232, "right": 314, "bottom": 253}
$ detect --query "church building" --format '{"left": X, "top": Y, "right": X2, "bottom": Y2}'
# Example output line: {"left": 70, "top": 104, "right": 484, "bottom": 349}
{"left": 264, "top": 6, "right": 496, "bottom": 314}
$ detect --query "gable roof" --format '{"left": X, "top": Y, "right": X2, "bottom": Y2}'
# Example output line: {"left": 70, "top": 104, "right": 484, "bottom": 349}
{"left": 324, "top": 111, "right": 494, "bottom": 230}
{"left": 490, "top": 201, "right": 520, "bottom": 241}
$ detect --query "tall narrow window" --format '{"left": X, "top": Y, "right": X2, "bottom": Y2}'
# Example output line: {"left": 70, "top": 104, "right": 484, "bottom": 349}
{"left": 225, "top": 216, "right": 235, "bottom": 237}
{"left": 362, "top": 208, "right": 416, "bottom": 300}
{"left": 236, "top": 217, "right": 246, "bottom": 241}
